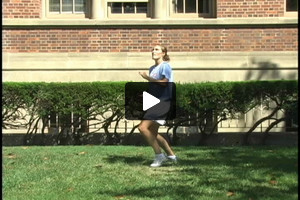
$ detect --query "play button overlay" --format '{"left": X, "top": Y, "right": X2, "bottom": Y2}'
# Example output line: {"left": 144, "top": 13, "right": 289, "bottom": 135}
{"left": 143, "top": 91, "right": 160, "bottom": 111}
{"left": 125, "top": 82, "right": 176, "bottom": 121}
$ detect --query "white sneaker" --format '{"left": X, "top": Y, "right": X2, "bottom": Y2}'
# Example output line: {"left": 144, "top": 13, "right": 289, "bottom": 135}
{"left": 167, "top": 155, "right": 178, "bottom": 163}
{"left": 150, "top": 154, "right": 167, "bottom": 167}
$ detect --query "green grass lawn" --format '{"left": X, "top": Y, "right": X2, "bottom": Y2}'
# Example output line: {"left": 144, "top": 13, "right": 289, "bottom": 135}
{"left": 3, "top": 145, "right": 298, "bottom": 200}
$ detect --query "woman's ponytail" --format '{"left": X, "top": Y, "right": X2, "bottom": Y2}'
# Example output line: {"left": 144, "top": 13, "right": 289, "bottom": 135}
{"left": 161, "top": 46, "right": 170, "bottom": 62}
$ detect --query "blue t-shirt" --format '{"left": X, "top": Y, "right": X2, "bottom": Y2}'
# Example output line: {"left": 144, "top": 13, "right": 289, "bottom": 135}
{"left": 149, "top": 62, "right": 174, "bottom": 82}
{"left": 148, "top": 62, "right": 174, "bottom": 101}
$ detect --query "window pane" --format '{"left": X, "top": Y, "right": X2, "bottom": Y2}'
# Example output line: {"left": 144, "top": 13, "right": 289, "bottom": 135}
{"left": 176, "top": 0, "right": 183, "bottom": 13}
{"left": 124, "top": 3, "right": 135, "bottom": 13}
{"left": 136, "top": 2, "right": 147, "bottom": 13}
{"left": 286, "top": 0, "right": 298, "bottom": 11}
{"left": 49, "top": 0, "right": 60, "bottom": 12}
{"left": 198, "top": 0, "right": 209, "bottom": 13}
{"left": 75, "top": 0, "right": 85, "bottom": 12}
{"left": 62, "top": 0, "right": 73, "bottom": 12}
{"left": 111, "top": 3, "right": 122, "bottom": 13}
{"left": 186, "top": 0, "right": 196, "bottom": 13}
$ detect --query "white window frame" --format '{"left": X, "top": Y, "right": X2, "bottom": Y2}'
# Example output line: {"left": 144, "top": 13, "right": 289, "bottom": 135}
{"left": 45, "top": 0, "right": 90, "bottom": 19}
{"left": 107, "top": 0, "right": 149, "bottom": 19}
{"left": 169, "top": 0, "right": 215, "bottom": 18}
{"left": 284, "top": 0, "right": 298, "bottom": 17}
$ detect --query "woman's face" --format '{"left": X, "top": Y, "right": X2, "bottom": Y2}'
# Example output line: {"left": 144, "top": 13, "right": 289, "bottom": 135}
{"left": 151, "top": 45, "right": 164, "bottom": 60}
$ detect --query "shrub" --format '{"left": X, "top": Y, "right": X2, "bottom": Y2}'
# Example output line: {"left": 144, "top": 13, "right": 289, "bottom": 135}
{"left": 2, "top": 80, "right": 298, "bottom": 145}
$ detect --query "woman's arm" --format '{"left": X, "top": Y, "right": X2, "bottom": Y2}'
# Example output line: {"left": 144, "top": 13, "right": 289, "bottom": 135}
{"left": 139, "top": 72, "right": 168, "bottom": 86}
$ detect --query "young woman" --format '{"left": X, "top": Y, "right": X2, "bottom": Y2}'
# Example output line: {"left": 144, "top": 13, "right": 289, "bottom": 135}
{"left": 138, "top": 45, "right": 177, "bottom": 167}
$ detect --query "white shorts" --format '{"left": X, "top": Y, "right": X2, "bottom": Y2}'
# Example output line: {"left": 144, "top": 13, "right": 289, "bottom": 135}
{"left": 154, "top": 119, "right": 166, "bottom": 125}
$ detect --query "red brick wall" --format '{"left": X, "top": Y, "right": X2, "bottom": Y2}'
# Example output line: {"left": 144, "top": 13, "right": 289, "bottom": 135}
{"left": 2, "top": 0, "right": 41, "bottom": 19}
{"left": 2, "top": 28, "right": 298, "bottom": 53}
{"left": 217, "top": 0, "right": 284, "bottom": 18}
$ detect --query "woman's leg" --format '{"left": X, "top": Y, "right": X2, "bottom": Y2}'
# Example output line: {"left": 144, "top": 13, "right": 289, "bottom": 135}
{"left": 149, "top": 123, "right": 175, "bottom": 156}
{"left": 138, "top": 120, "right": 161, "bottom": 154}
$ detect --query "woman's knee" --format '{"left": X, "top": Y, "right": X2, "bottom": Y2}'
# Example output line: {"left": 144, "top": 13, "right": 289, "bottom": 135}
{"left": 138, "top": 123, "right": 148, "bottom": 133}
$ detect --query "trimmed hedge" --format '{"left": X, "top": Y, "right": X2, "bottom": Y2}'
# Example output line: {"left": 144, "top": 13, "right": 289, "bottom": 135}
{"left": 2, "top": 80, "right": 298, "bottom": 145}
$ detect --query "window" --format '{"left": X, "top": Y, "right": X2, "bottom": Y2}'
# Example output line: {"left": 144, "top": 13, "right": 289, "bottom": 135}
{"left": 46, "top": 0, "right": 89, "bottom": 18}
{"left": 47, "top": 0, "right": 88, "bottom": 18}
{"left": 285, "top": 0, "right": 298, "bottom": 17}
{"left": 286, "top": 0, "right": 298, "bottom": 11}
{"left": 49, "top": 0, "right": 86, "bottom": 13}
{"left": 108, "top": 1, "right": 149, "bottom": 18}
{"left": 111, "top": 2, "right": 147, "bottom": 14}
{"left": 171, "top": 0, "right": 215, "bottom": 18}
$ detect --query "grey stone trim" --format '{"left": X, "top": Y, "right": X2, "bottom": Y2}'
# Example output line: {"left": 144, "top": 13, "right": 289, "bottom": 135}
{"left": 3, "top": 17, "right": 298, "bottom": 28}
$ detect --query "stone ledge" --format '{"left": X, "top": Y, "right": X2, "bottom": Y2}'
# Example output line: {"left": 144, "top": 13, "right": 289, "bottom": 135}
{"left": 3, "top": 17, "right": 298, "bottom": 28}
{"left": 3, "top": 51, "right": 298, "bottom": 70}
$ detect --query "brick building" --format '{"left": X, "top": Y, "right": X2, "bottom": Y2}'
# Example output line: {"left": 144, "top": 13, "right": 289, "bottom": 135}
{"left": 2, "top": 0, "right": 298, "bottom": 82}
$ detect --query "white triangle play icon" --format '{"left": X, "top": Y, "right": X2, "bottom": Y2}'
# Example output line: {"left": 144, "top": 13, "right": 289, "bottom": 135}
{"left": 143, "top": 91, "right": 160, "bottom": 111}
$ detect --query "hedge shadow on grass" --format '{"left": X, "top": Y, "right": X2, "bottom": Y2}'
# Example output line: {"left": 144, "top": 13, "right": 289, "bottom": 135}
{"left": 178, "top": 147, "right": 298, "bottom": 200}
{"left": 98, "top": 146, "right": 298, "bottom": 200}
{"left": 103, "top": 154, "right": 149, "bottom": 166}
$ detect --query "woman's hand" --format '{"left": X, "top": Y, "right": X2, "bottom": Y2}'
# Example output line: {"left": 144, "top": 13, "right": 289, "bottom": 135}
{"left": 139, "top": 71, "right": 168, "bottom": 85}
{"left": 139, "top": 72, "right": 149, "bottom": 81}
